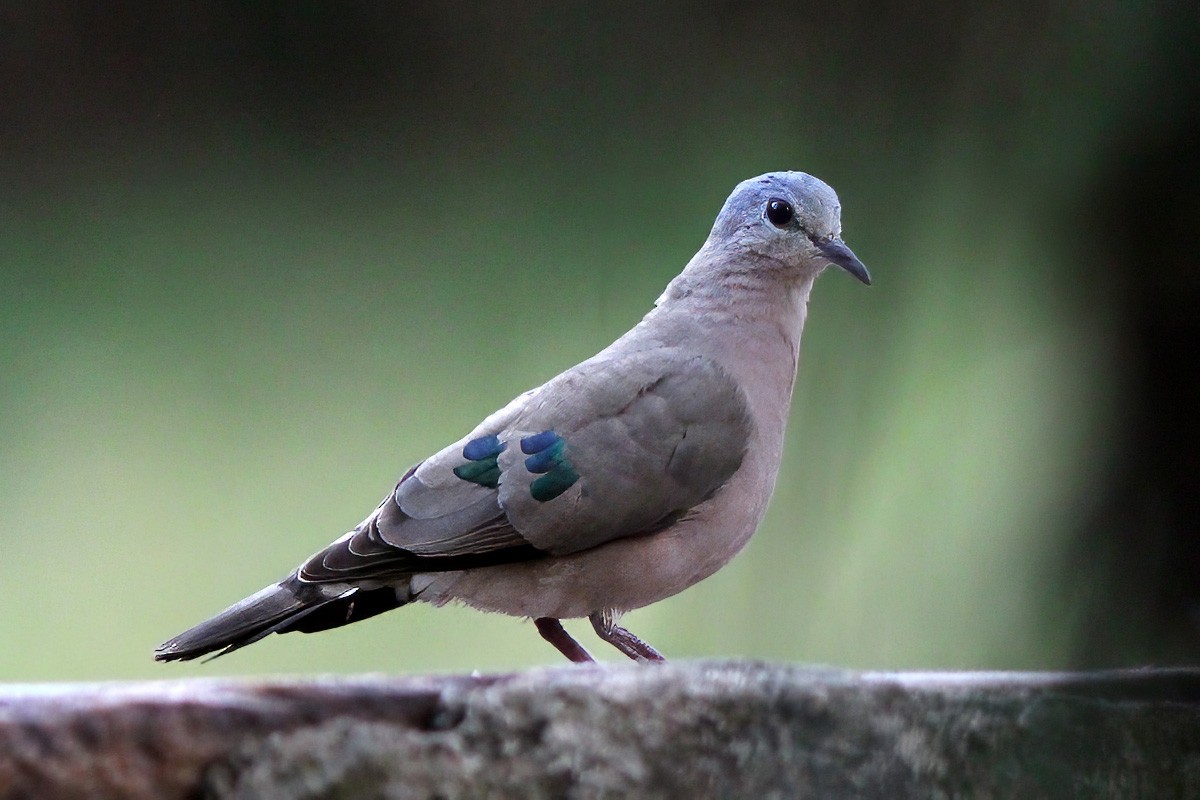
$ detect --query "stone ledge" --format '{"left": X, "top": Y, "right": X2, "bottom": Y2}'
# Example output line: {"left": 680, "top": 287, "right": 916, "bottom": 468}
{"left": 2, "top": 662, "right": 1199, "bottom": 798}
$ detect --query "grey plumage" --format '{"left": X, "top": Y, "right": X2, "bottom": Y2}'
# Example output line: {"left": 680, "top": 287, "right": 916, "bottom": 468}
{"left": 155, "top": 171, "right": 870, "bottom": 664}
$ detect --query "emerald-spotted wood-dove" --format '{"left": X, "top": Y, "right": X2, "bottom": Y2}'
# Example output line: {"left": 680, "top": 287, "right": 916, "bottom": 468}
{"left": 155, "top": 171, "right": 870, "bottom": 664}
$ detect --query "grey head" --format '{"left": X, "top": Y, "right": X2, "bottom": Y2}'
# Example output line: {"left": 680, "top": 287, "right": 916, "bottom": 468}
{"left": 704, "top": 171, "right": 871, "bottom": 285}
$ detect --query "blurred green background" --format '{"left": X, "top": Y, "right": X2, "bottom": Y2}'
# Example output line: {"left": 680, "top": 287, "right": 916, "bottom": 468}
{"left": 2, "top": 3, "right": 1197, "bottom": 680}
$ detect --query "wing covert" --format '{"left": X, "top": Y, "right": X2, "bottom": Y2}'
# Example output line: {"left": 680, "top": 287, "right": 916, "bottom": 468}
{"left": 296, "top": 347, "right": 750, "bottom": 583}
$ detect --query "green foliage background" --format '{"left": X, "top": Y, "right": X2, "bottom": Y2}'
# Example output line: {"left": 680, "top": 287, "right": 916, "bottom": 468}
{"left": 0, "top": 3, "right": 1193, "bottom": 679}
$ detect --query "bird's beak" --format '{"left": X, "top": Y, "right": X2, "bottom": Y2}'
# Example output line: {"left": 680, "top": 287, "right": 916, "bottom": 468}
{"left": 815, "top": 237, "right": 871, "bottom": 285}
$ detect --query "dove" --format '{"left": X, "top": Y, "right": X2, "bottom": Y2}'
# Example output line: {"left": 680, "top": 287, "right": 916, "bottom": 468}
{"left": 155, "top": 171, "right": 870, "bottom": 665}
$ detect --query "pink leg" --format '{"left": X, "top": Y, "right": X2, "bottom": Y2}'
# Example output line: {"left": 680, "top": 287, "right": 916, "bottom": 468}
{"left": 535, "top": 617, "right": 595, "bottom": 663}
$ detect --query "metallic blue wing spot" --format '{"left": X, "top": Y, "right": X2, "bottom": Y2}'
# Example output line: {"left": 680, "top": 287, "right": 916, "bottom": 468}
{"left": 525, "top": 438, "right": 565, "bottom": 474}
{"left": 531, "top": 471, "right": 577, "bottom": 502}
{"left": 452, "top": 460, "right": 502, "bottom": 487}
{"left": 520, "top": 430, "right": 578, "bottom": 501}
{"left": 520, "top": 430, "right": 560, "bottom": 455}
{"left": 463, "top": 435, "right": 505, "bottom": 461}
{"left": 454, "top": 435, "right": 507, "bottom": 489}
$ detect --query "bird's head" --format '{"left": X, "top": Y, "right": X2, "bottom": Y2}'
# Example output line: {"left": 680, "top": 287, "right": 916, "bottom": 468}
{"left": 707, "top": 171, "right": 871, "bottom": 286}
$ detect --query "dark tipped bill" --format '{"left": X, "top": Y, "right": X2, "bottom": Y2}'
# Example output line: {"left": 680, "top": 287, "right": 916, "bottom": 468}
{"left": 816, "top": 237, "right": 871, "bottom": 285}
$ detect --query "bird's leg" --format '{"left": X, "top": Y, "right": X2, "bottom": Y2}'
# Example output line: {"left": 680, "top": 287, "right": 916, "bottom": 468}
{"left": 589, "top": 610, "right": 666, "bottom": 662}
{"left": 534, "top": 617, "right": 595, "bottom": 663}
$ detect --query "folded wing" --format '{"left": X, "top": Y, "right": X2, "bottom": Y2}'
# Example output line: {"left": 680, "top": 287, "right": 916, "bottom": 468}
{"left": 298, "top": 348, "right": 752, "bottom": 585}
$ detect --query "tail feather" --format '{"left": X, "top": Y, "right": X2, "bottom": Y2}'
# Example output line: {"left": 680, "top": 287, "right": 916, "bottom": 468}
{"left": 155, "top": 579, "right": 404, "bottom": 662}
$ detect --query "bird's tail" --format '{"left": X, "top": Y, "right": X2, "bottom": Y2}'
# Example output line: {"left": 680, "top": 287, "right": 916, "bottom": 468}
{"left": 154, "top": 578, "right": 406, "bottom": 662}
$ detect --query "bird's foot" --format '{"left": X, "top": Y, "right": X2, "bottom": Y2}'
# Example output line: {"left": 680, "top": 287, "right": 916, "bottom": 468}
{"left": 590, "top": 610, "right": 666, "bottom": 662}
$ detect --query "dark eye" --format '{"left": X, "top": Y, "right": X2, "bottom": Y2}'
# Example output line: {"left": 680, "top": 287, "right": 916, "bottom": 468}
{"left": 765, "top": 198, "right": 794, "bottom": 227}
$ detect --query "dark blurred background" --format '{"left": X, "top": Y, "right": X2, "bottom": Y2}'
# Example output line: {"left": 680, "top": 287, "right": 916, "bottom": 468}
{"left": 1, "top": 2, "right": 1197, "bottom": 680}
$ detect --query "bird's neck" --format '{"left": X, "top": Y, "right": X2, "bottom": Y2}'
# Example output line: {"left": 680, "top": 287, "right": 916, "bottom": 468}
{"left": 652, "top": 250, "right": 818, "bottom": 454}
{"left": 655, "top": 247, "right": 816, "bottom": 365}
